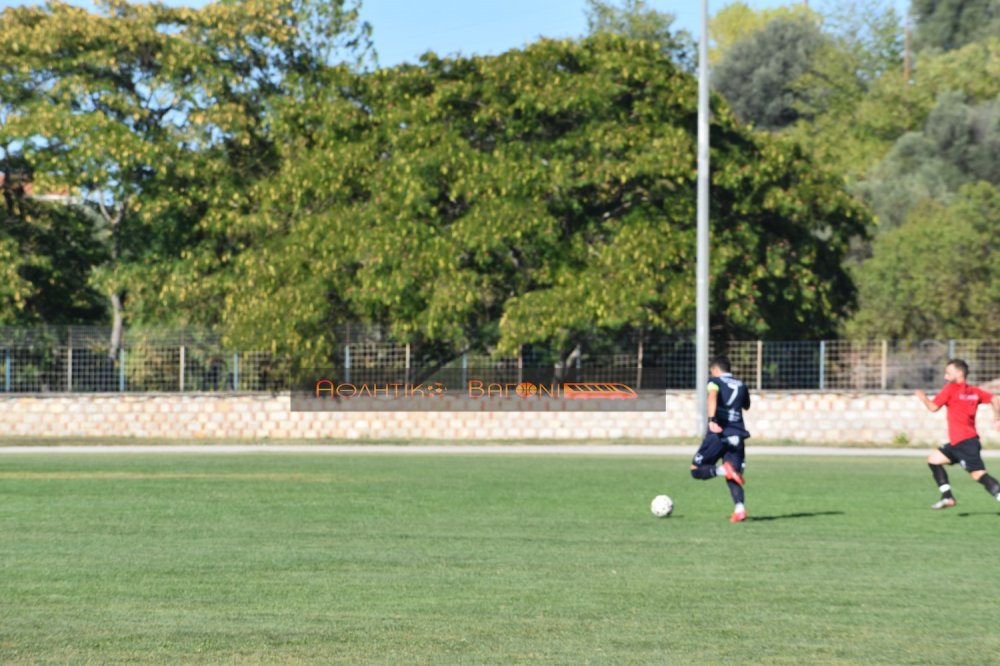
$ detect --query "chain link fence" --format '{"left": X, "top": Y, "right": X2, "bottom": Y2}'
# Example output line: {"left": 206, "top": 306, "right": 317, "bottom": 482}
{"left": 0, "top": 327, "right": 284, "bottom": 393}
{"left": 2, "top": 326, "right": 999, "bottom": 393}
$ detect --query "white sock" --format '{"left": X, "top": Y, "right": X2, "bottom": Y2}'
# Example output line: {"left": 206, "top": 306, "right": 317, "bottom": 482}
{"left": 939, "top": 484, "right": 951, "bottom": 493}
{"left": 734, "top": 502, "right": 745, "bottom": 513}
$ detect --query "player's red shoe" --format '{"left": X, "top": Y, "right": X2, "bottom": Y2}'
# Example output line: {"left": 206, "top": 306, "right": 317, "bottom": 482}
{"left": 721, "top": 461, "right": 744, "bottom": 486}
{"left": 730, "top": 508, "right": 747, "bottom": 523}
{"left": 930, "top": 497, "right": 956, "bottom": 510}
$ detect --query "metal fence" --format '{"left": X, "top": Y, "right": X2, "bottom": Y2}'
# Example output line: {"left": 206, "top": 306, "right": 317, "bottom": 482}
{"left": 2, "top": 327, "right": 999, "bottom": 393}
{"left": 0, "top": 327, "right": 284, "bottom": 393}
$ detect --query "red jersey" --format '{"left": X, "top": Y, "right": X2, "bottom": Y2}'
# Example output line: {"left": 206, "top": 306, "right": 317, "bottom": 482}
{"left": 932, "top": 382, "right": 994, "bottom": 445}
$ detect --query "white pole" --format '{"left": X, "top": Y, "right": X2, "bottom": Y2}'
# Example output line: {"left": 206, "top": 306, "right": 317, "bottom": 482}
{"left": 880, "top": 340, "right": 888, "bottom": 390}
{"left": 695, "top": 0, "right": 711, "bottom": 435}
{"left": 756, "top": 339, "right": 763, "bottom": 391}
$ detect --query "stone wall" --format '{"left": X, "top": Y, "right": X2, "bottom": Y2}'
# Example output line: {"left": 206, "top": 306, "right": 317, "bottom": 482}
{"left": 1, "top": 391, "right": 997, "bottom": 445}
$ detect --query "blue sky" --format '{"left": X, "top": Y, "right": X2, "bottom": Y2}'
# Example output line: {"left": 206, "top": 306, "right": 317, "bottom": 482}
{"left": 0, "top": 0, "right": 912, "bottom": 67}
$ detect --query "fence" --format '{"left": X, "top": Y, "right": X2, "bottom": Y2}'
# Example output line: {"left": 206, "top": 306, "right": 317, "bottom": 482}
{"left": 0, "top": 328, "right": 283, "bottom": 393}
{"left": 2, "top": 327, "right": 999, "bottom": 393}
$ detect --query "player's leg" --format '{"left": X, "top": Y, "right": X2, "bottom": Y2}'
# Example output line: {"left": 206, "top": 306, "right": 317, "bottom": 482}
{"left": 970, "top": 469, "right": 1000, "bottom": 502}
{"left": 722, "top": 438, "right": 746, "bottom": 523}
{"left": 956, "top": 439, "right": 1000, "bottom": 503}
{"left": 928, "top": 445, "right": 957, "bottom": 509}
{"left": 719, "top": 435, "right": 744, "bottom": 486}
{"left": 690, "top": 433, "right": 724, "bottom": 480}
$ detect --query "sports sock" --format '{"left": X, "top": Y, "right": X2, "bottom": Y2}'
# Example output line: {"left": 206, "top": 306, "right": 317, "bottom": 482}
{"left": 977, "top": 473, "right": 1000, "bottom": 497}
{"left": 727, "top": 479, "right": 744, "bottom": 505}
{"left": 929, "top": 464, "right": 953, "bottom": 498}
{"left": 733, "top": 502, "right": 745, "bottom": 514}
{"left": 690, "top": 465, "right": 717, "bottom": 480}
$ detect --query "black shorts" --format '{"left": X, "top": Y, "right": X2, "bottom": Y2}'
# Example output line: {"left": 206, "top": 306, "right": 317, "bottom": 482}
{"left": 692, "top": 432, "right": 746, "bottom": 472}
{"left": 939, "top": 437, "right": 986, "bottom": 472}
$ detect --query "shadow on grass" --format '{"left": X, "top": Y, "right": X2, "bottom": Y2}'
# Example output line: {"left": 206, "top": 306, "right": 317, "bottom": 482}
{"left": 747, "top": 511, "right": 845, "bottom": 522}
{"left": 957, "top": 512, "right": 1000, "bottom": 518}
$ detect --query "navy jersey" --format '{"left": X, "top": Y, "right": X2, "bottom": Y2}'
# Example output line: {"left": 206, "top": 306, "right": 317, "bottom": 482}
{"left": 708, "top": 373, "right": 751, "bottom": 438}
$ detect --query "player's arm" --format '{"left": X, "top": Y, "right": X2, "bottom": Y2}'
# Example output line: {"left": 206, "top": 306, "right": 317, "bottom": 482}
{"left": 707, "top": 384, "right": 722, "bottom": 433}
{"left": 990, "top": 395, "right": 1000, "bottom": 429}
{"left": 915, "top": 389, "right": 941, "bottom": 413}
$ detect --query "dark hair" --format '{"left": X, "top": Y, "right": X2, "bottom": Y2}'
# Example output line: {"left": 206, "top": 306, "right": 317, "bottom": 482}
{"left": 947, "top": 358, "right": 969, "bottom": 378}
{"left": 710, "top": 355, "right": 731, "bottom": 373}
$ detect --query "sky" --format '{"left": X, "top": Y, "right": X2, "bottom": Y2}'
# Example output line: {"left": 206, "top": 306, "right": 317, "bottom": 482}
{"left": 0, "top": 0, "right": 913, "bottom": 68}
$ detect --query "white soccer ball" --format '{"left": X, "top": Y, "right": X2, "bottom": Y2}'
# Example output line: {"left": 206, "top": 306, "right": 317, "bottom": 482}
{"left": 650, "top": 494, "right": 674, "bottom": 518}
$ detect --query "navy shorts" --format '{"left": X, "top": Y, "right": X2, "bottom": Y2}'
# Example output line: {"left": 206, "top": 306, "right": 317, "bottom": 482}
{"left": 692, "top": 432, "right": 746, "bottom": 472}
{"left": 939, "top": 437, "right": 986, "bottom": 472}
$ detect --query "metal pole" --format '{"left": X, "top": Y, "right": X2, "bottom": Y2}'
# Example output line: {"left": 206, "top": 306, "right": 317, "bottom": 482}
{"left": 880, "top": 340, "right": 888, "bottom": 390}
{"left": 756, "top": 340, "right": 763, "bottom": 391}
{"left": 461, "top": 352, "right": 467, "bottom": 389}
{"left": 636, "top": 333, "right": 644, "bottom": 390}
{"left": 517, "top": 346, "right": 523, "bottom": 385}
{"left": 119, "top": 348, "right": 125, "bottom": 393}
{"left": 67, "top": 345, "right": 72, "bottom": 392}
{"left": 179, "top": 345, "right": 186, "bottom": 392}
{"left": 233, "top": 352, "right": 239, "bottom": 392}
{"left": 4, "top": 348, "right": 9, "bottom": 393}
{"left": 344, "top": 345, "right": 351, "bottom": 384}
{"left": 695, "top": 0, "right": 711, "bottom": 435}
{"left": 405, "top": 343, "right": 411, "bottom": 386}
{"left": 819, "top": 340, "right": 826, "bottom": 390}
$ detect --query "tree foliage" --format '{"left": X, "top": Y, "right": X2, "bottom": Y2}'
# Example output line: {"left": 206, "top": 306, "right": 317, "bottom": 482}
{"left": 195, "top": 37, "right": 870, "bottom": 366}
{"left": 783, "top": 1, "right": 904, "bottom": 178}
{"left": 912, "top": 0, "right": 1000, "bottom": 52}
{"left": 0, "top": 2, "right": 897, "bottom": 356}
{"left": 708, "top": 1, "right": 815, "bottom": 66}
{"left": 0, "top": 0, "right": 371, "bottom": 343}
{"left": 858, "top": 92, "right": 1000, "bottom": 229}
{"left": 712, "top": 16, "right": 828, "bottom": 131}
{"left": 849, "top": 182, "right": 1000, "bottom": 338}
{"left": 584, "top": 0, "right": 694, "bottom": 70}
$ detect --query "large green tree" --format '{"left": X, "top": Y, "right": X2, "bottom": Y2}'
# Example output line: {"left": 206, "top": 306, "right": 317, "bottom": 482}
{"left": 0, "top": 0, "right": 371, "bottom": 350}
{"left": 197, "top": 36, "right": 869, "bottom": 366}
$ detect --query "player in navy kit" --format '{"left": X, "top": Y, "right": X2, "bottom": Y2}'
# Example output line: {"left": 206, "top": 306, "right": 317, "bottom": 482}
{"left": 690, "top": 356, "right": 751, "bottom": 522}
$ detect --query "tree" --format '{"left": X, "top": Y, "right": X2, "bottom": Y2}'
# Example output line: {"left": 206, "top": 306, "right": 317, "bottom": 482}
{"left": 784, "top": 1, "right": 905, "bottom": 177}
{"left": 708, "top": 1, "right": 815, "bottom": 65}
{"left": 912, "top": 0, "right": 1000, "bottom": 52}
{"left": 712, "top": 16, "right": 828, "bottom": 131}
{"left": 0, "top": 0, "right": 372, "bottom": 354}
{"left": 0, "top": 219, "right": 34, "bottom": 325}
{"left": 584, "top": 0, "right": 695, "bottom": 70}
{"left": 206, "top": 36, "right": 870, "bottom": 367}
{"left": 0, "top": 186, "right": 108, "bottom": 325}
{"left": 784, "top": 34, "right": 999, "bottom": 190}
{"left": 857, "top": 92, "right": 1000, "bottom": 229}
{"left": 849, "top": 182, "right": 1000, "bottom": 338}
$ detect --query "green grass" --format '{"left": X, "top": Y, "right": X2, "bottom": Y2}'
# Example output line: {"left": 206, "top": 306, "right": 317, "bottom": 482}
{"left": 1, "top": 453, "right": 999, "bottom": 665}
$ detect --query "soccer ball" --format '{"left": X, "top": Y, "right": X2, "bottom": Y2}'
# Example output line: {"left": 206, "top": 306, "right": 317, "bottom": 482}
{"left": 650, "top": 494, "right": 674, "bottom": 518}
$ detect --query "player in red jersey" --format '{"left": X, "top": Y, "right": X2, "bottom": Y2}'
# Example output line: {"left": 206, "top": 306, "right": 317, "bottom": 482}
{"left": 915, "top": 359, "right": 1000, "bottom": 510}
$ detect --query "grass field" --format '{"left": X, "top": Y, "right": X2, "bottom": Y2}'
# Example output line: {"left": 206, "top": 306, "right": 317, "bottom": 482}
{"left": 2, "top": 452, "right": 1000, "bottom": 665}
